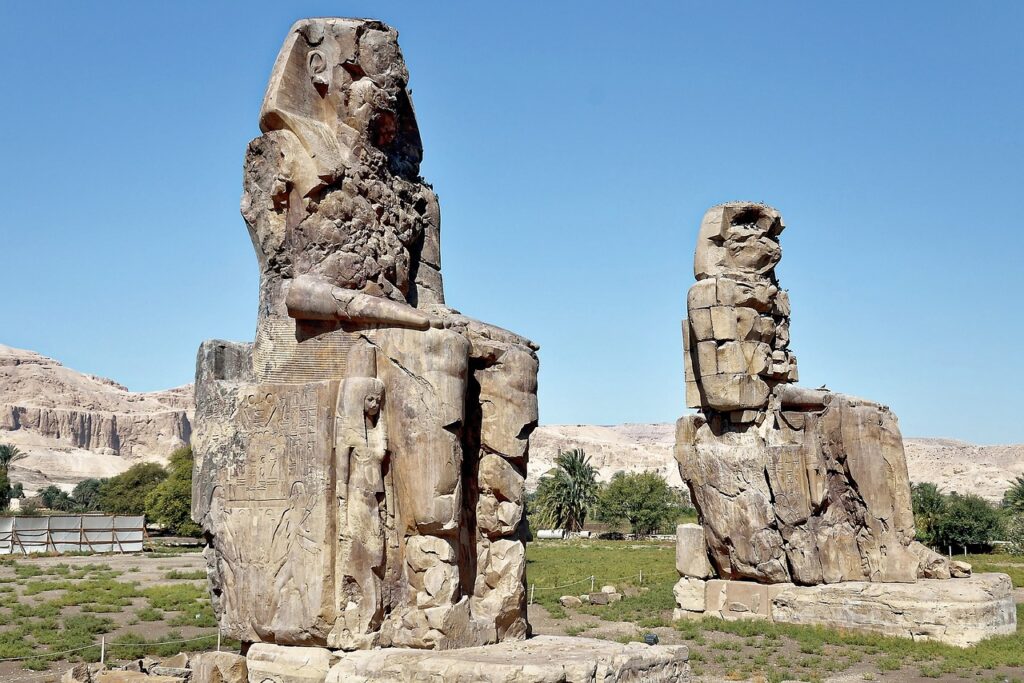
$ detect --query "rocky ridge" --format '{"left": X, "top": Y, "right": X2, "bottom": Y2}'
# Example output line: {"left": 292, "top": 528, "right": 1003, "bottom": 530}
{"left": 0, "top": 344, "right": 191, "bottom": 493}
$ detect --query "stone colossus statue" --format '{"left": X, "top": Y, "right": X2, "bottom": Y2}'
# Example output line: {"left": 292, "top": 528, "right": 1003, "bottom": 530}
{"left": 675, "top": 202, "right": 951, "bottom": 589}
{"left": 191, "top": 18, "right": 538, "bottom": 651}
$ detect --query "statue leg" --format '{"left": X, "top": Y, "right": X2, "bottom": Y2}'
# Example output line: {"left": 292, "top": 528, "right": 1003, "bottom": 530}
{"left": 375, "top": 326, "right": 470, "bottom": 648}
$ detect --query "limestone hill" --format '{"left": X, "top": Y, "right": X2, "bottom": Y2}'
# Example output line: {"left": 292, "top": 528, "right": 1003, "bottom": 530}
{"left": 0, "top": 344, "right": 191, "bottom": 493}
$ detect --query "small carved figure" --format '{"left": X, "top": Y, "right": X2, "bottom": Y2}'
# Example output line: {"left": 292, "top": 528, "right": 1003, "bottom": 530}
{"left": 334, "top": 377, "right": 388, "bottom": 646}
{"left": 271, "top": 482, "right": 321, "bottom": 619}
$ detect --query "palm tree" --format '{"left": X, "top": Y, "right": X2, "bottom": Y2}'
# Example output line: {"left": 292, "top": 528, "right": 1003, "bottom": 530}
{"left": 1003, "top": 475, "right": 1024, "bottom": 515}
{"left": 0, "top": 443, "right": 25, "bottom": 472}
{"left": 534, "top": 449, "right": 598, "bottom": 533}
{"left": 911, "top": 481, "right": 946, "bottom": 546}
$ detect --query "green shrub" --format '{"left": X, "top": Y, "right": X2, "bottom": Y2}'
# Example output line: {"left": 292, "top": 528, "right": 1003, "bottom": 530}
{"left": 97, "top": 462, "right": 167, "bottom": 515}
{"left": 595, "top": 471, "right": 690, "bottom": 537}
{"left": 145, "top": 447, "right": 201, "bottom": 536}
{"left": 933, "top": 493, "right": 1004, "bottom": 551}
{"left": 165, "top": 569, "right": 206, "bottom": 580}
{"left": 142, "top": 583, "right": 205, "bottom": 612}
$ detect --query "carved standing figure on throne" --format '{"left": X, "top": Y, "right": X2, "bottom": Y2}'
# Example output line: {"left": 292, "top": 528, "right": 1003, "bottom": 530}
{"left": 271, "top": 482, "right": 320, "bottom": 626}
{"left": 333, "top": 377, "right": 388, "bottom": 648}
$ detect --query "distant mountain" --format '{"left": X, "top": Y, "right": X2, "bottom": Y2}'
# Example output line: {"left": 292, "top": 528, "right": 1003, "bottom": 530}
{"left": 0, "top": 344, "right": 191, "bottom": 494}
{"left": 2, "top": 344, "right": 1019, "bottom": 502}
{"left": 530, "top": 424, "right": 1024, "bottom": 503}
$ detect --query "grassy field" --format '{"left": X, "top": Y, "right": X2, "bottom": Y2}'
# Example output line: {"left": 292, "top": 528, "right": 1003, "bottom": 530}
{"left": 0, "top": 551, "right": 234, "bottom": 680}
{"left": 527, "top": 540, "right": 1024, "bottom": 682}
{"left": 2, "top": 541, "right": 1022, "bottom": 681}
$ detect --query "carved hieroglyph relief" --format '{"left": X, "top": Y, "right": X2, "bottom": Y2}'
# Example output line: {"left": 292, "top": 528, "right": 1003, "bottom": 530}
{"left": 191, "top": 18, "right": 539, "bottom": 651}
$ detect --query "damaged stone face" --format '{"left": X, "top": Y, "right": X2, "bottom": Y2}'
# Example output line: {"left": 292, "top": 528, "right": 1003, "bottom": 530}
{"left": 676, "top": 203, "right": 949, "bottom": 586}
{"left": 192, "top": 18, "right": 538, "bottom": 651}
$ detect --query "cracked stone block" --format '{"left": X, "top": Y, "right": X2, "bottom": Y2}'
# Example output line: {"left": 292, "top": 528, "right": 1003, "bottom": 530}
{"left": 770, "top": 573, "right": 1016, "bottom": 647}
{"left": 675, "top": 524, "right": 713, "bottom": 579}
{"left": 246, "top": 645, "right": 335, "bottom": 683}
{"left": 190, "top": 652, "right": 247, "bottom": 683}
{"left": 326, "top": 636, "right": 691, "bottom": 682}
{"left": 673, "top": 577, "right": 706, "bottom": 612}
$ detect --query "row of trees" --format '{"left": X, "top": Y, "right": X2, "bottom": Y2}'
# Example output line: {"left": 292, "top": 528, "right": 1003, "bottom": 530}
{"left": 1, "top": 444, "right": 200, "bottom": 537}
{"left": 529, "top": 450, "right": 1024, "bottom": 552}
{"left": 912, "top": 478, "right": 1024, "bottom": 553}
{"left": 0, "top": 444, "right": 27, "bottom": 510}
{"left": 531, "top": 449, "right": 693, "bottom": 537}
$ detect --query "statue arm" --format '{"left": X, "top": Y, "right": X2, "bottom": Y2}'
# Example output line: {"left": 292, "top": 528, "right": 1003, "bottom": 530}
{"left": 286, "top": 274, "right": 430, "bottom": 330}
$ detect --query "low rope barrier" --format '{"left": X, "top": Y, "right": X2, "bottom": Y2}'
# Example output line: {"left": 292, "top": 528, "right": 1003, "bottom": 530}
{"left": 527, "top": 568, "right": 681, "bottom": 604}
{"left": 0, "top": 632, "right": 223, "bottom": 665}
{"left": 531, "top": 568, "right": 679, "bottom": 591}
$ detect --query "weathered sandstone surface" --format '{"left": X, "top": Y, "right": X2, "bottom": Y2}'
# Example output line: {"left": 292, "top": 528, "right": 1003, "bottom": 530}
{"left": 769, "top": 573, "right": 1017, "bottom": 647}
{"left": 0, "top": 344, "right": 191, "bottom": 492}
{"left": 192, "top": 18, "right": 538, "bottom": 653}
{"left": 675, "top": 203, "right": 941, "bottom": 585}
{"left": 669, "top": 202, "right": 1016, "bottom": 644}
{"left": 242, "top": 637, "right": 690, "bottom": 683}
{"left": 672, "top": 573, "right": 1015, "bottom": 647}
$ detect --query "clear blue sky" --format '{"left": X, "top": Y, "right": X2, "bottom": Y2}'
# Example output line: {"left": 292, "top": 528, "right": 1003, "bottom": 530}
{"left": 2, "top": 2, "right": 1022, "bottom": 444}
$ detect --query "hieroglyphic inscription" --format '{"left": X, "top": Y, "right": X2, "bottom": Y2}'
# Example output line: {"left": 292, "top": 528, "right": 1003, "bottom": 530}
{"left": 253, "top": 316, "right": 359, "bottom": 383}
{"left": 767, "top": 445, "right": 810, "bottom": 525}
{"left": 226, "top": 382, "right": 335, "bottom": 504}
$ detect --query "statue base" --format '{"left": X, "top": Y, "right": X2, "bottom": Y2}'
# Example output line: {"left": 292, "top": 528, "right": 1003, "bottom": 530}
{"left": 673, "top": 573, "right": 1016, "bottom": 647}
{"left": 244, "top": 637, "right": 691, "bottom": 683}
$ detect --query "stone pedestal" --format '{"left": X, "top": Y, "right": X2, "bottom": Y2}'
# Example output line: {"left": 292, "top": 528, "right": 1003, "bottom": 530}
{"left": 673, "top": 573, "right": 1016, "bottom": 647}
{"left": 243, "top": 636, "right": 689, "bottom": 682}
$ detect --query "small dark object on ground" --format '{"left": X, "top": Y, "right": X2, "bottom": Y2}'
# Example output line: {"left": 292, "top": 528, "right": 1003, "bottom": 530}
{"left": 644, "top": 633, "right": 659, "bottom": 646}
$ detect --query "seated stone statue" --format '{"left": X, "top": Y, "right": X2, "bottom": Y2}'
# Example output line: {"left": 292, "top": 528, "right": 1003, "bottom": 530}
{"left": 675, "top": 203, "right": 949, "bottom": 586}
{"left": 191, "top": 18, "right": 538, "bottom": 651}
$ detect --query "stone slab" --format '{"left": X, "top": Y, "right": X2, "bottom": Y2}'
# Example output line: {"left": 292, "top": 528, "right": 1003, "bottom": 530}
{"left": 326, "top": 635, "right": 690, "bottom": 682}
{"left": 673, "top": 573, "right": 1016, "bottom": 647}
{"left": 772, "top": 573, "right": 1017, "bottom": 647}
{"left": 246, "top": 644, "right": 336, "bottom": 683}
{"left": 673, "top": 577, "right": 706, "bottom": 612}
{"left": 675, "top": 523, "right": 713, "bottom": 579}
{"left": 191, "top": 651, "right": 247, "bottom": 683}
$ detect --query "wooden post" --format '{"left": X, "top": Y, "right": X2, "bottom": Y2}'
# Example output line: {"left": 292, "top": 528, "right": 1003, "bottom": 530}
{"left": 12, "top": 519, "right": 29, "bottom": 556}
{"left": 81, "top": 516, "right": 97, "bottom": 554}
{"left": 112, "top": 517, "right": 126, "bottom": 554}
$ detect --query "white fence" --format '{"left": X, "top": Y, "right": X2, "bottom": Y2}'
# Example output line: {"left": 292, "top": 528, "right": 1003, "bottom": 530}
{"left": 0, "top": 515, "right": 145, "bottom": 555}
